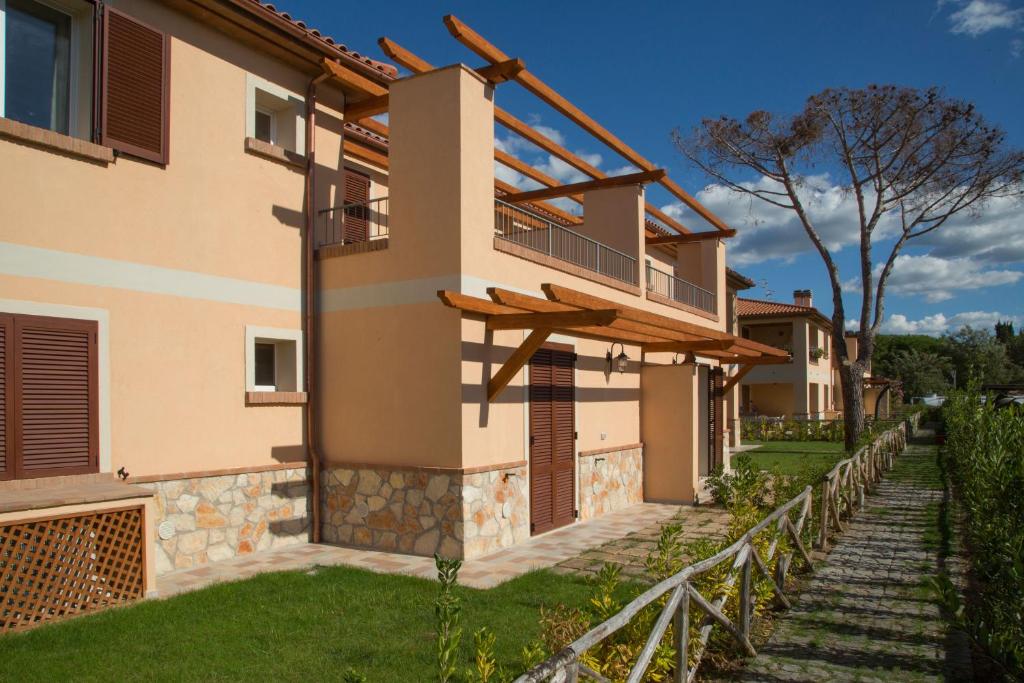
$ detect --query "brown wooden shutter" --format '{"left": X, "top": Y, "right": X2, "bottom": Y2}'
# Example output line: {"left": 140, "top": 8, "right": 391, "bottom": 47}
{"left": 102, "top": 7, "right": 170, "bottom": 164}
{"left": 343, "top": 170, "right": 370, "bottom": 243}
{"left": 13, "top": 316, "right": 98, "bottom": 478}
{"left": 0, "top": 316, "right": 10, "bottom": 480}
{"left": 551, "top": 348, "right": 576, "bottom": 528}
{"left": 711, "top": 367, "right": 724, "bottom": 470}
{"left": 529, "top": 344, "right": 575, "bottom": 535}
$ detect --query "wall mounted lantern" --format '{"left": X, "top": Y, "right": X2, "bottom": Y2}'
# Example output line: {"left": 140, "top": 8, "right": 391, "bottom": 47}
{"left": 606, "top": 342, "right": 629, "bottom": 374}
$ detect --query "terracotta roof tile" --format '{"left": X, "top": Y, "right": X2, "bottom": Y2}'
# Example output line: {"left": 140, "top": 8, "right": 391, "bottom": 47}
{"left": 737, "top": 297, "right": 832, "bottom": 329}
{"left": 243, "top": 0, "right": 398, "bottom": 78}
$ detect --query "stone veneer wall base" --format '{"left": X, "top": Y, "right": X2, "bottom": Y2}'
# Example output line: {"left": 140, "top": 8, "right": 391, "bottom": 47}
{"left": 578, "top": 445, "right": 644, "bottom": 520}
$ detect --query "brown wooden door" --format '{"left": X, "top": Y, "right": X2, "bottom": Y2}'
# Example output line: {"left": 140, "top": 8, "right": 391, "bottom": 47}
{"left": 343, "top": 169, "right": 370, "bottom": 243}
{"left": 709, "top": 367, "right": 724, "bottom": 471}
{"left": 0, "top": 314, "right": 98, "bottom": 480}
{"left": 529, "top": 343, "right": 575, "bottom": 535}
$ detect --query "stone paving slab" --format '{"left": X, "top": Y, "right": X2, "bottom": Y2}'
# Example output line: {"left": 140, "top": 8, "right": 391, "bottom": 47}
{"left": 718, "top": 432, "right": 971, "bottom": 683}
{"left": 157, "top": 501, "right": 683, "bottom": 596}
{"left": 553, "top": 504, "right": 730, "bottom": 580}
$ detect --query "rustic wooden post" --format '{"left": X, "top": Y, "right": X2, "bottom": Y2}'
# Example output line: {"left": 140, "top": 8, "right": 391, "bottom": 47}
{"left": 817, "top": 478, "right": 830, "bottom": 549}
{"left": 673, "top": 582, "right": 689, "bottom": 683}
{"left": 739, "top": 545, "right": 752, "bottom": 641}
{"left": 565, "top": 659, "right": 579, "bottom": 683}
{"left": 858, "top": 484, "right": 865, "bottom": 508}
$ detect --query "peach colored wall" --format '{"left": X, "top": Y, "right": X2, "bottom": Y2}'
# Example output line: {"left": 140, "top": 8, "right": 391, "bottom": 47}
{"left": 0, "top": 0, "right": 356, "bottom": 479}
{"left": 578, "top": 185, "right": 644, "bottom": 265}
{"left": 748, "top": 383, "right": 796, "bottom": 417}
{"left": 641, "top": 364, "right": 698, "bottom": 503}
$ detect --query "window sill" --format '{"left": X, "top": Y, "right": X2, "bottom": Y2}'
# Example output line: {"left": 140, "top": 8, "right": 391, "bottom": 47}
{"left": 245, "top": 391, "right": 307, "bottom": 405}
{"left": 244, "top": 137, "right": 306, "bottom": 170}
{"left": 0, "top": 117, "right": 114, "bottom": 165}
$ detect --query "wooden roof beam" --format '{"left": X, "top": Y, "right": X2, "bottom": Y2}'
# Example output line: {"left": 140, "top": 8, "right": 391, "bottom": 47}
{"left": 442, "top": 15, "right": 733, "bottom": 235}
{"left": 724, "top": 365, "right": 756, "bottom": 393}
{"left": 476, "top": 58, "right": 526, "bottom": 84}
{"left": 643, "top": 340, "right": 736, "bottom": 353}
{"left": 320, "top": 58, "right": 388, "bottom": 97}
{"left": 376, "top": 36, "right": 691, "bottom": 235}
{"left": 507, "top": 170, "right": 665, "bottom": 205}
{"left": 494, "top": 180, "right": 582, "bottom": 225}
{"left": 344, "top": 94, "right": 389, "bottom": 122}
{"left": 646, "top": 230, "right": 737, "bottom": 246}
{"left": 485, "top": 309, "right": 616, "bottom": 331}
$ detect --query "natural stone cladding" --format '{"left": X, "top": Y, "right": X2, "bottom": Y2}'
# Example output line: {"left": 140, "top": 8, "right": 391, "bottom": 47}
{"left": 578, "top": 445, "right": 643, "bottom": 521}
{"left": 321, "top": 462, "right": 528, "bottom": 560}
{"left": 142, "top": 466, "right": 310, "bottom": 574}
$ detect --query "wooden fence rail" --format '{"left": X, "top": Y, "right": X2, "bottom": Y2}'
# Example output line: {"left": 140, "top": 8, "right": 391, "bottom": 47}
{"left": 515, "top": 420, "right": 913, "bottom": 683}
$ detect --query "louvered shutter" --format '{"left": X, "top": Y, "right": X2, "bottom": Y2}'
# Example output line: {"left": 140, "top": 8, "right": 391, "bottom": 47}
{"left": 529, "top": 348, "right": 554, "bottom": 534}
{"left": 529, "top": 345, "right": 576, "bottom": 535}
{"left": 710, "top": 367, "right": 724, "bottom": 470}
{"left": 551, "top": 348, "right": 576, "bottom": 529}
{"left": 0, "top": 316, "right": 10, "bottom": 480}
{"left": 13, "top": 316, "right": 98, "bottom": 478}
{"left": 343, "top": 170, "right": 370, "bottom": 243}
{"left": 102, "top": 7, "right": 170, "bottom": 164}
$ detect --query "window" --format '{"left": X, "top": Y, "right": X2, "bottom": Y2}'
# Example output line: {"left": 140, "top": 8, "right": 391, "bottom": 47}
{"left": 0, "top": 313, "right": 98, "bottom": 481}
{"left": 0, "top": 0, "right": 92, "bottom": 135}
{"left": 245, "top": 74, "right": 304, "bottom": 155}
{"left": 245, "top": 326, "right": 303, "bottom": 395}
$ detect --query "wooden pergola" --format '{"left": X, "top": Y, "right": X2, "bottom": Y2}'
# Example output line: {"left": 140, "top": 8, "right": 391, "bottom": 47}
{"left": 323, "top": 14, "right": 736, "bottom": 243}
{"left": 438, "top": 284, "right": 790, "bottom": 401}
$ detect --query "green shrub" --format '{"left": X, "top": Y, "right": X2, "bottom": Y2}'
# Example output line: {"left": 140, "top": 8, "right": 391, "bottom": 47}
{"left": 943, "top": 389, "right": 1024, "bottom": 677}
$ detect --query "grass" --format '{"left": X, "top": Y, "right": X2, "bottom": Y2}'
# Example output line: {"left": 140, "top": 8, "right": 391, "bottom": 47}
{"left": 0, "top": 565, "right": 617, "bottom": 682}
{"left": 743, "top": 440, "right": 846, "bottom": 474}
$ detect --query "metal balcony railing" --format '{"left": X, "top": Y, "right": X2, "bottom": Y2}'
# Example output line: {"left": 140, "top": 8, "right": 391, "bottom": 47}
{"left": 317, "top": 197, "right": 389, "bottom": 249}
{"left": 645, "top": 264, "right": 716, "bottom": 314}
{"left": 494, "top": 199, "right": 638, "bottom": 286}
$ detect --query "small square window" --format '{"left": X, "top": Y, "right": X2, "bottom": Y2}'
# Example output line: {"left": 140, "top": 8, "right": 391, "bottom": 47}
{"left": 246, "top": 76, "right": 304, "bottom": 155}
{"left": 254, "top": 342, "right": 276, "bottom": 390}
{"left": 246, "top": 326, "right": 302, "bottom": 395}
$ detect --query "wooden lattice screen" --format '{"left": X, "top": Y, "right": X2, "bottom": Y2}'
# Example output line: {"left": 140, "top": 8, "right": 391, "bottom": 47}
{"left": 0, "top": 506, "right": 145, "bottom": 632}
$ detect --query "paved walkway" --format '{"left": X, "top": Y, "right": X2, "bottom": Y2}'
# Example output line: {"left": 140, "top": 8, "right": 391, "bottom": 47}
{"left": 158, "top": 501, "right": 684, "bottom": 596}
{"left": 554, "top": 504, "right": 729, "bottom": 581}
{"left": 723, "top": 432, "right": 971, "bottom": 682}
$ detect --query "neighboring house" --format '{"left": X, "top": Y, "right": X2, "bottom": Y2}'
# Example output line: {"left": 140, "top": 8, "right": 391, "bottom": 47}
{"left": 0, "top": 1, "right": 786, "bottom": 628}
{"left": 724, "top": 269, "right": 756, "bottom": 448}
{"left": 737, "top": 290, "right": 835, "bottom": 419}
{"left": 834, "top": 332, "right": 893, "bottom": 419}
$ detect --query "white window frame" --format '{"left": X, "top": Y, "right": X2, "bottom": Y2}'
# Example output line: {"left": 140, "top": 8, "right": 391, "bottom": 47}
{"left": 253, "top": 105, "right": 277, "bottom": 145}
{"left": 0, "top": 0, "right": 88, "bottom": 137}
{"left": 245, "top": 325, "right": 303, "bottom": 393}
{"left": 245, "top": 73, "right": 305, "bottom": 155}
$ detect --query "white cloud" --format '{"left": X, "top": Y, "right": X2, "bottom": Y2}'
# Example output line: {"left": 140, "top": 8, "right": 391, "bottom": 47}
{"left": 883, "top": 310, "right": 1021, "bottom": 335}
{"left": 948, "top": 0, "right": 1024, "bottom": 36}
{"left": 880, "top": 254, "right": 1023, "bottom": 302}
{"left": 533, "top": 125, "right": 566, "bottom": 146}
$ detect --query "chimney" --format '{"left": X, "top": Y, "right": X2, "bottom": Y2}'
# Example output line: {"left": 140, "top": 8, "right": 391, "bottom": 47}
{"left": 793, "top": 289, "right": 812, "bottom": 307}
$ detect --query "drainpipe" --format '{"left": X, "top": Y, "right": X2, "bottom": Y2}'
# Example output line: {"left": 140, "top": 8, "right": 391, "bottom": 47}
{"left": 305, "top": 72, "right": 329, "bottom": 543}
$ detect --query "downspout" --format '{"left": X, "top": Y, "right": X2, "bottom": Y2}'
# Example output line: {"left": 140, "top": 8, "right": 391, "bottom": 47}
{"left": 305, "top": 72, "right": 329, "bottom": 543}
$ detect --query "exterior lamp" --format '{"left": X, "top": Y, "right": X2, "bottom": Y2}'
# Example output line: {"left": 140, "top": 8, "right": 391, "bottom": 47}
{"left": 607, "top": 343, "right": 629, "bottom": 374}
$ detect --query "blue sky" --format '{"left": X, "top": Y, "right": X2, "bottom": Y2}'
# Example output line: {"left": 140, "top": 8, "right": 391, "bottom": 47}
{"left": 279, "top": 0, "right": 1024, "bottom": 335}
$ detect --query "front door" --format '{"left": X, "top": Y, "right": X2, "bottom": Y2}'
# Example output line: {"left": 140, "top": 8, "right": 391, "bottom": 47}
{"left": 529, "top": 343, "right": 575, "bottom": 535}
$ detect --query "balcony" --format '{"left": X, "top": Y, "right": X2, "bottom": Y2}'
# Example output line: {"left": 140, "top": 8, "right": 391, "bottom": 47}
{"left": 494, "top": 200, "right": 639, "bottom": 287}
{"left": 316, "top": 197, "right": 389, "bottom": 255}
{"left": 645, "top": 264, "right": 716, "bottom": 315}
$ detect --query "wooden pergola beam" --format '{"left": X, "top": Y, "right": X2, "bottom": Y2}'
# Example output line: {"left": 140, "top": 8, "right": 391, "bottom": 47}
{"left": 344, "top": 94, "right": 389, "bottom": 122}
{"left": 724, "top": 365, "right": 756, "bottom": 393}
{"left": 495, "top": 151, "right": 583, "bottom": 205}
{"left": 476, "top": 58, "right": 526, "bottom": 84}
{"left": 441, "top": 15, "right": 734, "bottom": 235}
{"left": 489, "top": 328, "right": 551, "bottom": 402}
{"left": 507, "top": 170, "right": 665, "bottom": 205}
{"left": 343, "top": 137, "right": 388, "bottom": 168}
{"left": 485, "top": 309, "right": 616, "bottom": 331}
{"left": 643, "top": 340, "right": 736, "bottom": 353}
{"left": 494, "top": 180, "right": 582, "bottom": 225}
{"left": 376, "top": 36, "right": 691, "bottom": 235}
{"left": 321, "top": 58, "right": 388, "bottom": 97}
{"left": 646, "top": 230, "right": 737, "bottom": 246}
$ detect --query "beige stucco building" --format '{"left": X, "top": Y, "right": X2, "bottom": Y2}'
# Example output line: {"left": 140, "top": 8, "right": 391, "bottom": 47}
{"left": 0, "top": 0, "right": 787, "bottom": 629}
{"left": 738, "top": 290, "right": 836, "bottom": 419}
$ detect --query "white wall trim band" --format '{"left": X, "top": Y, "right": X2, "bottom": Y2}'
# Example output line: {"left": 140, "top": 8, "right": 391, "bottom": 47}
{"left": 0, "top": 242, "right": 301, "bottom": 311}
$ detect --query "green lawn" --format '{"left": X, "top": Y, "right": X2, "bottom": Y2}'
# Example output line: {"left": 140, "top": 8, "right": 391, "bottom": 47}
{"left": 743, "top": 440, "right": 846, "bottom": 474}
{"left": 0, "top": 565, "right": 614, "bottom": 682}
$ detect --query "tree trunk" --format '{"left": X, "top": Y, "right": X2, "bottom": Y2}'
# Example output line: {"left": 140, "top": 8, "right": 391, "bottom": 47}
{"left": 839, "top": 364, "right": 866, "bottom": 451}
